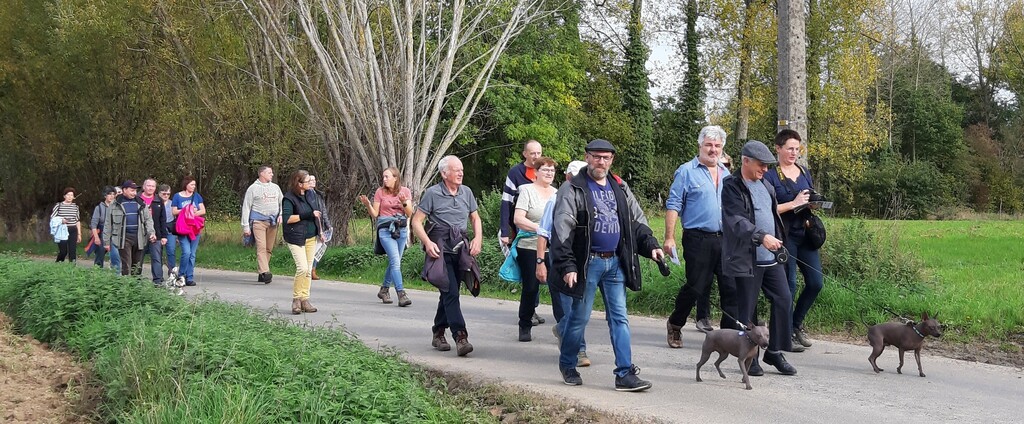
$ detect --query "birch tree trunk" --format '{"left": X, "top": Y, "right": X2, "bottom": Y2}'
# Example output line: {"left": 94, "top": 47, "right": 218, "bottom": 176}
{"left": 237, "top": 0, "right": 551, "bottom": 197}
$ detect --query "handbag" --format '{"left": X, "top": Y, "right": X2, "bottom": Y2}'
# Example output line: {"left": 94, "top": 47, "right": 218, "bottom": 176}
{"left": 803, "top": 213, "right": 826, "bottom": 250}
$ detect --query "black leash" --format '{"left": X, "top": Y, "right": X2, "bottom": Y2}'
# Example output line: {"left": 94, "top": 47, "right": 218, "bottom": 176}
{"left": 787, "top": 251, "right": 915, "bottom": 324}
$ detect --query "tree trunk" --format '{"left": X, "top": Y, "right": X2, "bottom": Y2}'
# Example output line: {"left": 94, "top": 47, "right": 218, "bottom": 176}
{"left": 777, "top": 0, "right": 808, "bottom": 159}
{"left": 735, "top": 0, "right": 754, "bottom": 143}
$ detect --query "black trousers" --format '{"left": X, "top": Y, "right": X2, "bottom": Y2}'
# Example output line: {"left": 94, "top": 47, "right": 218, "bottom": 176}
{"left": 432, "top": 253, "right": 467, "bottom": 336}
{"left": 515, "top": 248, "right": 541, "bottom": 330}
{"left": 56, "top": 227, "right": 78, "bottom": 262}
{"left": 736, "top": 263, "right": 793, "bottom": 352}
{"left": 668, "top": 230, "right": 738, "bottom": 330}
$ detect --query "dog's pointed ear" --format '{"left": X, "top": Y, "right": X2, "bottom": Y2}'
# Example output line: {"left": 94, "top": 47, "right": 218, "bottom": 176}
{"left": 932, "top": 311, "right": 939, "bottom": 320}
{"left": 922, "top": 311, "right": 929, "bottom": 321}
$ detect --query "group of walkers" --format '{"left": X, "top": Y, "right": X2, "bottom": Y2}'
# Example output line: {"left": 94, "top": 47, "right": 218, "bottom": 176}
{"left": 51, "top": 177, "right": 205, "bottom": 286}
{"left": 49, "top": 126, "right": 826, "bottom": 393}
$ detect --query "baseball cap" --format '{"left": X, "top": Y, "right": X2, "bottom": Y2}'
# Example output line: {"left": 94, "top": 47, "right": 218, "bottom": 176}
{"left": 740, "top": 140, "right": 777, "bottom": 164}
{"left": 121, "top": 180, "right": 139, "bottom": 189}
{"left": 565, "top": 160, "right": 587, "bottom": 177}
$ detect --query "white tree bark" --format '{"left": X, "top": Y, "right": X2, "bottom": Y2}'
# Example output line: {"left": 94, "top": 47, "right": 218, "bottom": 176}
{"left": 238, "top": 0, "right": 551, "bottom": 195}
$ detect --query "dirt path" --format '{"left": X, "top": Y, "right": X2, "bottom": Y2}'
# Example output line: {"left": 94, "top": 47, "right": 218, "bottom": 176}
{"left": 0, "top": 313, "right": 95, "bottom": 424}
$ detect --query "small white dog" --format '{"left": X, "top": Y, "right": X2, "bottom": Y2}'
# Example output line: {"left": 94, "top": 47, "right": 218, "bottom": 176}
{"left": 164, "top": 266, "right": 186, "bottom": 296}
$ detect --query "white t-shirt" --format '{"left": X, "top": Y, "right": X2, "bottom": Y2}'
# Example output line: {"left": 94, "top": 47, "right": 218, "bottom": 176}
{"left": 514, "top": 184, "right": 556, "bottom": 251}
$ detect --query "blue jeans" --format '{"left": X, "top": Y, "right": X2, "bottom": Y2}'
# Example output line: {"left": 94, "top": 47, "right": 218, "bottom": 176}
{"left": 784, "top": 235, "right": 824, "bottom": 329}
{"left": 559, "top": 256, "right": 632, "bottom": 377}
{"left": 378, "top": 227, "right": 408, "bottom": 290}
{"left": 165, "top": 234, "right": 177, "bottom": 272}
{"left": 176, "top": 234, "right": 200, "bottom": 282}
{"left": 107, "top": 246, "right": 121, "bottom": 272}
{"left": 145, "top": 241, "right": 164, "bottom": 282}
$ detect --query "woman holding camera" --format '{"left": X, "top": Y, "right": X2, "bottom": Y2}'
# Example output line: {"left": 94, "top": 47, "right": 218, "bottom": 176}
{"left": 764, "top": 129, "right": 823, "bottom": 351}
{"left": 359, "top": 167, "right": 414, "bottom": 307}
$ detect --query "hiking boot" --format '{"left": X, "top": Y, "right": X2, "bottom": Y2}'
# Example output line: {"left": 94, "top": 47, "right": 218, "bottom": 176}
{"left": 291, "top": 298, "right": 302, "bottom": 315}
{"left": 300, "top": 299, "right": 318, "bottom": 313}
{"left": 577, "top": 351, "right": 591, "bottom": 367}
{"left": 763, "top": 351, "right": 797, "bottom": 375}
{"left": 519, "top": 327, "right": 532, "bottom": 342}
{"left": 257, "top": 272, "right": 267, "bottom": 283}
{"left": 786, "top": 337, "right": 806, "bottom": 353}
{"left": 533, "top": 313, "right": 545, "bottom": 325}
{"left": 377, "top": 286, "right": 393, "bottom": 304}
{"left": 794, "top": 326, "right": 813, "bottom": 347}
{"left": 264, "top": 272, "right": 273, "bottom": 284}
{"left": 561, "top": 368, "right": 583, "bottom": 386}
{"left": 311, "top": 268, "right": 320, "bottom": 280}
{"left": 185, "top": 281, "right": 196, "bottom": 287}
{"left": 614, "top": 365, "right": 652, "bottom": 392}
{"left": 396, "top": 290, "right": 412, "bottom": 307}
{"left": 432, "top": 329, "right": 451, "bottom": 351}
{"left": 696, "top": 318, "right": 714, "bottom": 333}
{"left": 455, "top": 331, "right": 473, "bottom": 357}
{"left": 552, "top": 324, "right": 561, "bottom": 341}
{"left": 747, "top": 358, "right": 764, "bottom": 376}
{"left": 666, "top": 321, "right": 683, "bottom": 348}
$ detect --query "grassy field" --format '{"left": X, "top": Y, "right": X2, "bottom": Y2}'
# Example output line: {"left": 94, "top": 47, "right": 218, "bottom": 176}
{"left": 5, "top": 218, "right": 1023, "bottom": 345}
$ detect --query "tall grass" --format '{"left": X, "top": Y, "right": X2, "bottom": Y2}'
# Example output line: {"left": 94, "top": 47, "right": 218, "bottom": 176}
{"left": 0, "top": 256, "right": 491, "bottom": 423}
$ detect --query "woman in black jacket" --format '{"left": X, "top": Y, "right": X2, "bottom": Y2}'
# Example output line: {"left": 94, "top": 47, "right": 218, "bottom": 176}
{"left": 282, "top": 170, "right": 321, "bottom": 315}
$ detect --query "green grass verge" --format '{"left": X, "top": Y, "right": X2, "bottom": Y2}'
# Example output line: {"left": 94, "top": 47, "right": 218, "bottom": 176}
{"left": 0, "top": 255, "right": 492, "bottom": 423}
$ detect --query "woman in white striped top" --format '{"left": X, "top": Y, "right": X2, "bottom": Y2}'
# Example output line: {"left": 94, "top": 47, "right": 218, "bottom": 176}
{"left": 52, "top": 187, "right": 81, "bottom": 262}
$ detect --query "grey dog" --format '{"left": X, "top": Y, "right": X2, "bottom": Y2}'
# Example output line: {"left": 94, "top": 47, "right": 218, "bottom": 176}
{"left": 868, "top": 312, "right": 943, "bottom": 377}
{"left": 695, "top": 323, "right": 770, "bottom": 390}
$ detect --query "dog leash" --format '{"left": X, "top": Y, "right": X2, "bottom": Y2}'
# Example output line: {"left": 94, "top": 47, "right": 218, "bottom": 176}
{"left": 787, "top": 253, "right": 916, "bottom": 324}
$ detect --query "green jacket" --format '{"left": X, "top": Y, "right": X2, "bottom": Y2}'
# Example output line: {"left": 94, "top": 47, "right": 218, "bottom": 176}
{"left": 103, "top": 195, "right": 155, "bottom": 249}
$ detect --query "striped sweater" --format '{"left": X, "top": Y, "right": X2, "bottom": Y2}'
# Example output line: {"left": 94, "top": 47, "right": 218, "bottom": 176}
{"left": 51, "top": 202, "right": 80, "bottom": 225}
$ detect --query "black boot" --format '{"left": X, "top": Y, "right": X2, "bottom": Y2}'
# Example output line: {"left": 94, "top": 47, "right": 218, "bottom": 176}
{"left": 763, "top": 351, "right": 798, "bottom": 375}
{"left": 747, "top": 357, "right": 764, "bottom": 376}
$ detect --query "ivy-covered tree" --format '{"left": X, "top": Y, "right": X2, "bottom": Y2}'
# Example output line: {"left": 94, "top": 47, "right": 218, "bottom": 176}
{"left": 620, "top": 0, "right": 655, "bottom": 197}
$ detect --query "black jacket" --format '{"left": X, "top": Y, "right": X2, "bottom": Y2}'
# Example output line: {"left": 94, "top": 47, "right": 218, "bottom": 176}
{"left": 149, "top": 198, "right": 168, "bottom": 240}
{"left": 282, "top": 192, "right": 319, "bottom": 246}
{"left": 550, "top": 167, "right": 660, "bottom": 298}
{"left": 721, "top": 174, "right": 786, "bottom": 278}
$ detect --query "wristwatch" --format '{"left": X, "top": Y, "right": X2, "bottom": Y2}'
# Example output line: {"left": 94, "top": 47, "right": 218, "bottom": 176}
{"left": 536, "top": 257, "right": 545, "bottom": 264}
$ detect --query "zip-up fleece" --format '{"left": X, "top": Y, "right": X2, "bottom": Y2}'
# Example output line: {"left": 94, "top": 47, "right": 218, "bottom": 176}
{"left": 550, "top": 166, "right": 660, "bottom": 298}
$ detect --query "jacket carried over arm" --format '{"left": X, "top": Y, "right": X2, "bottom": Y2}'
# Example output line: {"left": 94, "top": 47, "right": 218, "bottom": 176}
{"left": 549, "top": 167, "right": 660, "bottom": 298}
{"left": 720, "top": 174, "right": 786, "bottom": 278}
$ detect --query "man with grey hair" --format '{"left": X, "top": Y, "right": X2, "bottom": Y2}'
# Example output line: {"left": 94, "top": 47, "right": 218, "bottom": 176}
{"left": 722, "top": 140, "right": 798, "bottom": 377}
{"left": 242, "top": 166, "right": 283, "bottom": 284}
{"left": 664, "top": 125, "right": 739, "bottom": 348}
{"left": 412, "top": 155, "right": 483, "bottom": 357}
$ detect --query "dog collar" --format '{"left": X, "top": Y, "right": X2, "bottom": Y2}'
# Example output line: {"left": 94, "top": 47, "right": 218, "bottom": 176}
{"left": 912, "top": 325, "right": 926, "bottom": 338}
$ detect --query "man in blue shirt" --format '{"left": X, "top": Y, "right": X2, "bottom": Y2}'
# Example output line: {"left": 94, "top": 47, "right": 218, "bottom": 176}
{"left": 664, "top": 126, "right": 739, "bottom": 348}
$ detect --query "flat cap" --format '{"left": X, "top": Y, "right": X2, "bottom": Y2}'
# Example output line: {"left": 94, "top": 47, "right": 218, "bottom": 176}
{"left": 741, "top": 140, "right": 777, "bottom": 164}
{"left": 584, "top": 139, "right": 616, "bottom": 154}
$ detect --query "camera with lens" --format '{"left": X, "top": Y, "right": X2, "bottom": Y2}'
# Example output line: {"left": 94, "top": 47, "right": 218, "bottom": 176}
{"left": 807, "top": 189, "right": 827, "bottom": 202}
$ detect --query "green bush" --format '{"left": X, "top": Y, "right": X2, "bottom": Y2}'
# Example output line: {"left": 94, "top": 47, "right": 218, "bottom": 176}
{"left": 0, "top": 256, "right": 487, "bottom": 423}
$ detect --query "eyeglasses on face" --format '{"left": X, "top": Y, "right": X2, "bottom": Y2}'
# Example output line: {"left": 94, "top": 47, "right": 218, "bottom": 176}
{"left": 538, "top": 168, "right": 557, "bottom": 174}
{"left": 588, "top": 153, "right": 614, "bottom": 162}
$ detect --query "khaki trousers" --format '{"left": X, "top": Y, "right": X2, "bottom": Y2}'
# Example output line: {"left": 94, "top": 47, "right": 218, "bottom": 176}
{"left": 287, "top": 237, "right": 316, "bottom": 300}
{"left": 252, "top": 220, "right": 277, "bottom": 274}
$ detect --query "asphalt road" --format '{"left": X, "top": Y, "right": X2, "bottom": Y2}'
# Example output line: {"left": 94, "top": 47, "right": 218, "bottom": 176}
{"left": 177, "top": 266, "right": 1022, "bottom": 423}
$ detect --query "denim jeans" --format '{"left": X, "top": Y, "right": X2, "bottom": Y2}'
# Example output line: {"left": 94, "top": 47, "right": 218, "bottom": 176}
{"left": 145, "top": 240, "right": 164, "bottom": 282}
{"left": 108, "top": 246, "right": 121, "bottom": 272}
{"left": 549, "top": 259, "right": 587, "bottom": 353}
{"left": 176, "top": 234, "right": 200, "bottom": 282}
{"left": 164, "top": 234, "right": 177, "bottom": 273}
{"left": 378, "top": 227, "right": 408, "bottom": 290}
{"left": 784, "top": 235, "right": 824, "bottom": 329}
{"left": 558, "top": 256, "right": 633, "bottom": 377}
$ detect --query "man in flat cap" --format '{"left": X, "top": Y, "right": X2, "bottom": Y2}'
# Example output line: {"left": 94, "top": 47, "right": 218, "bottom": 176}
{"left": 721, "top": 140, "right": 798, "bottom": 377}
{"left": 550, "top": 139, "right": 664, "bottom": 392}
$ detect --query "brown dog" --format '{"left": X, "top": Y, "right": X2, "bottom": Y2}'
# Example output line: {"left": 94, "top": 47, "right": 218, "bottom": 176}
{"left": 695, "top": 323, "right": 770, "bottom": 390}
{"left": 867, "top": 312, "right": 943, "bottom": 377}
